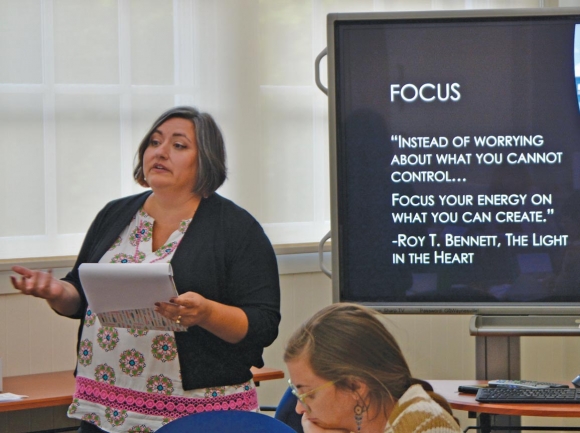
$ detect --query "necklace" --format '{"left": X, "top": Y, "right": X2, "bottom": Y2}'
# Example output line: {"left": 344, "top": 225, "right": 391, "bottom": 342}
{"left": 130, "top": 211, "right": 191, "bottom": 263}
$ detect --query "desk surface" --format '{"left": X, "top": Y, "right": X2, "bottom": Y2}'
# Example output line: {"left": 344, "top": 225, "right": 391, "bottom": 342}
{"left": 0, "top": 367, "right": 284, "bottom": 413}
{"left": 429, "top": 380, "right": 580, "bottom": 418}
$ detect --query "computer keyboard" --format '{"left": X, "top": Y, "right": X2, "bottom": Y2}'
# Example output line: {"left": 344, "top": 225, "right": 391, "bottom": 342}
{"left": 476, "top": 387, "right": 580, "bottom": 403}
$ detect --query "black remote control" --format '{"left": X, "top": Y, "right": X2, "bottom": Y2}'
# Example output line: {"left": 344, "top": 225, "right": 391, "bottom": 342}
{"left": 458, "top": 385, "right": 488, "bottom": 394}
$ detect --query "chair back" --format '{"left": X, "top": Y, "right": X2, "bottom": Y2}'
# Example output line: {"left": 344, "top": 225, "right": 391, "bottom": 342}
{"left": 275, "top": 387, "right": 303, "bottom": 433}
{"left": 156, "top": 410, "right": 297, "bottom": 432}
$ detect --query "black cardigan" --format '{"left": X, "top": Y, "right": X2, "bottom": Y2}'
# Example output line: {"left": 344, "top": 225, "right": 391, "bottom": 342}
{"left": 62, "top": 191, "right": 281, "bottom": 390}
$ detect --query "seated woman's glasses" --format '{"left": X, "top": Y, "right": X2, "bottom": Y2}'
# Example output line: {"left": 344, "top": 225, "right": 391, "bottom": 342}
{"left": 288, "top": 379, "right": 335, "bottom": 413}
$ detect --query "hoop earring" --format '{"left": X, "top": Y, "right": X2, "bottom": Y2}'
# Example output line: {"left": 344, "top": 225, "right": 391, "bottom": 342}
{"left": 354, "top": 403, "right": 365, "bottom": 432}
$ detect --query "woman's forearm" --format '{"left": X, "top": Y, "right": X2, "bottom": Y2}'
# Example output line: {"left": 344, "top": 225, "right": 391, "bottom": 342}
{"left": 198, "top": 300, "right": 249, "bottom": 343}
{"left": 47, "top": 280, "right": 82, "bottom": 316}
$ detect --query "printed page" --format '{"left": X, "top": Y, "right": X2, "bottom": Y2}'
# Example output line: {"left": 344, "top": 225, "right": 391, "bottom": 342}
{"left": 79, "top": 263, "right": 187, "bottom": 331}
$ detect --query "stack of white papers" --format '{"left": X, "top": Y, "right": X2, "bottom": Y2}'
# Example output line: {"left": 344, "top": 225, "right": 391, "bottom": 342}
{"left": 79, "top": 263, "right": 187, "bottom": 332}
{"left": 0, "top": 393, "right": 27, "bottom": 402}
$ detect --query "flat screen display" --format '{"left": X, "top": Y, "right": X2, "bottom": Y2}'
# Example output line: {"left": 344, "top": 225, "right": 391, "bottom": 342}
{"left": 328, "top": 8, "right": 580, "bottom": 314}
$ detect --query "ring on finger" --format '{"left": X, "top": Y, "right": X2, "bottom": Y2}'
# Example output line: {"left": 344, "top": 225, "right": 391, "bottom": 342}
{"left": 175, "top": 315, "right": 182, "bottom": 324}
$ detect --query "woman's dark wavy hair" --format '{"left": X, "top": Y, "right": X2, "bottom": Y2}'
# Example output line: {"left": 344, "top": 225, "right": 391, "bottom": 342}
{"left": 133, "top": 106, "right": 227, "bottom": 197}
{"left": 284, "top": 303, "right": 457, "bottom": 421}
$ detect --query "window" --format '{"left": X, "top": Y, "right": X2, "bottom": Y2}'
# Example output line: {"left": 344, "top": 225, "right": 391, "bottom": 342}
{"left": 0, "top": 0, "right": 550, "bottom": 260}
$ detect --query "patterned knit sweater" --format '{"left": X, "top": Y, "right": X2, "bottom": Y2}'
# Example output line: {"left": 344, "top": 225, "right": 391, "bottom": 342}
{"left": 384, "top": 385, "right": 461, "bottom": 433}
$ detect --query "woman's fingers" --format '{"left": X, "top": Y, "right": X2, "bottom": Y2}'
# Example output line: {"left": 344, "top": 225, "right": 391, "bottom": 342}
{"left": 25, "top": 271, "right": 40, "bottom": 291}
{"left": 172, "top": 292, "right": 205, "bottom": 309}
{"left": 10, "top": 266, "right": 57, "bottom": 298}
{"left": 11, "top": 265, "right": 34, "bottom": 277}
{"left": 10, "top": 266, "right": 33, "bottom": 291}
{"left": 38, "top": 269, "right": 53, "bottom": 291}
{"left": 10, "top": 275, "right": 22, "bottom": 291}
{"left": 155, "top": 293, "right": 209, "bottom": 327}
{"left": 154, "top": 301, "right": 182, "bottom": 321}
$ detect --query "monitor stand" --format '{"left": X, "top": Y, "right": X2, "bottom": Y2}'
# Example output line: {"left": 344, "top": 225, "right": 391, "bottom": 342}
{"left": 471, "top": 315, "right": 525, "bottom": 431}
{"left": 470, "top": 314, "right": 580, "bottom": 432}
{"left": 476, "top": 335, "right": 521, "bottom": 432}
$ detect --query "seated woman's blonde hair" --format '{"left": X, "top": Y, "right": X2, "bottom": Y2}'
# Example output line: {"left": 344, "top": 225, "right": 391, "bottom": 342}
{"left": 284, "top": 303, "right": 457, "bottom": 422}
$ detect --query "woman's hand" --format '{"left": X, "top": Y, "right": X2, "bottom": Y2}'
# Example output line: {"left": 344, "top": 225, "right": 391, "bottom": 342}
{"left": 155, "top": 292, "right": 211, "bottom": 328}
{"left": 301, "top": 415, "right": 349, "bottom": 433}
{"left": 155, "top": 291, "right": 249, "bottom": 343}
{"left": 10, "top": 265, "right": 81, "bottom": 315}
{"left": 11, "top": 266, "right": 66, "bottom": 300}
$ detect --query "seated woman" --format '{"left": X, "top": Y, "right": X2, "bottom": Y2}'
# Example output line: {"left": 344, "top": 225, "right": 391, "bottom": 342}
{"left": 284, "top": 303, "right": 461, "bottom": 433}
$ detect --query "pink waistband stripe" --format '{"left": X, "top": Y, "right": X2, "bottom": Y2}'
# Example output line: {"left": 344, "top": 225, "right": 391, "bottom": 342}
{"left": 73, "top": 376, "right": 259, "bottom": 419}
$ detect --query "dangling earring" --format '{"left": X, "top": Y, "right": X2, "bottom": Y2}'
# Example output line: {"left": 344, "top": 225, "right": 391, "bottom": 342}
{"left": 354, "top": 403, "right": 365, "bottom": 432}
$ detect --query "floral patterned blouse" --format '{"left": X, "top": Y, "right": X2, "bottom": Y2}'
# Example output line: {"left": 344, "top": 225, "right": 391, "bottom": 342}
{"left": 67, "top": 208, "right": 258, "bottom": 433}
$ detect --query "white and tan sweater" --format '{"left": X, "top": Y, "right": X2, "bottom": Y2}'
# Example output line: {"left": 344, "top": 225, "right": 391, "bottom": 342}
{"left": 384, "top": 385, "right": 461, "bottom": 433}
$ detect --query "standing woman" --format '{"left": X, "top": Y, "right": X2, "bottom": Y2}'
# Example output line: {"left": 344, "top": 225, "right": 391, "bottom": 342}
{"left": 284, "top": 303, "right": 460, "bottom": 433}
{"left": 10, "top": 106, "right": 281, "bottom": 433}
